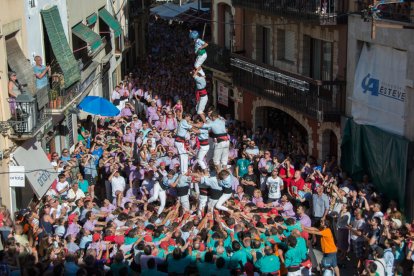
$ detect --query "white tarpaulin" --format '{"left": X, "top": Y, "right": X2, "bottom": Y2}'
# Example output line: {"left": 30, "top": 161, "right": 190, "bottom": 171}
{"left": 351, "top": 43, "right": 407, "bottom": 135}
{"left": 13, "top": 141, "right": 55, "bottom": 198}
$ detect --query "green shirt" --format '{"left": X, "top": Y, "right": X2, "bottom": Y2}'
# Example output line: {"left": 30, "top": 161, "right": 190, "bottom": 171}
{"left": 284, "top": 246, "right": 302, "bottom": 267}
{"left": 197, "top": 262, "right": 217, "bottom": 276}
{"left": 236, "top": 158, "right": 250, "bottom": 177}
{"left": 296, "top": 237, "right": 308, "bottom": 261}
{"left": 255, "top": 255, "right": 280, "bottom": 273}
{"left": 228, "top": 250, "right": 248, "bottom": 269}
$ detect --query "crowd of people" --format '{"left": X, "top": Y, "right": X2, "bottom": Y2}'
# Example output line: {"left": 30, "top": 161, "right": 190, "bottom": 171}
{"left": 1, "top": 17, "right": 413, "bottom": 276}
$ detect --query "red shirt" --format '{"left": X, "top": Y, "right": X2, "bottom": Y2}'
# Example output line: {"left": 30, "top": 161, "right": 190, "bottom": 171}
{"left": 291, "top": 177, "right": 305, "bottom": 194}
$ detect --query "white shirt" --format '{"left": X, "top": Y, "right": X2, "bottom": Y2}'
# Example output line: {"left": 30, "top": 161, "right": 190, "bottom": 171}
{"left": 266, "top": 176, "right": 283, "bottom": 199}
{"left": 111, "top": 90, "right": 121, "bottom": 100}
{"left": 67, "top": 188, "right": 85, "bottom": 201}
{"left": 56, "top": 181, "right": 69, "bottom": 196}
{"left": 111, "top": 176, "right": 126, "bottom": 197}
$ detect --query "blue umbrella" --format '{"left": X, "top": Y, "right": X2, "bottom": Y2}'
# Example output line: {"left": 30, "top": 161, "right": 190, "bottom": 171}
{"left": 78, "top": 96, "right": 120, "bottom": 116}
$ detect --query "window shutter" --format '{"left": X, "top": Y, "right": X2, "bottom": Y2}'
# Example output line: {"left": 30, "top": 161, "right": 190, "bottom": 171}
{"left": 285, "top": 31, "right": 295, "bottom": 62}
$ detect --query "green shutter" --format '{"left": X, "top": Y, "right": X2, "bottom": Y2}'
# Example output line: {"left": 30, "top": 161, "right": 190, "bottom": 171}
{"left": 41, "top": 6, "right": 80, "bottom": 88}
{"left": 72, "top": 23, "right": 102, "bottom": 52}
{"left": 86, "top": 13, "right": 98, "bottom": 25}
{"left": 98, "top": 8, "right": 122, "bottom": 38}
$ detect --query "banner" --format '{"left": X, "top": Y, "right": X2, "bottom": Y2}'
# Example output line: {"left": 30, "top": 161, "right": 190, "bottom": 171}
{"left": 217, "top": 82, "right": 228, "bottom": 107}
{"left": 9, "top": 166, "right": 25, "bottom": 187}
{"left": 13, "top": 140, "right": 55, "bottom": 198}
{"left": 351, "top": 43, "right": 407, "bottom": 136}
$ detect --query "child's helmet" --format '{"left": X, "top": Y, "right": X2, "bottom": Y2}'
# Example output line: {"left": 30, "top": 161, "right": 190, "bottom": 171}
{"left": 189, "top": 30, "right": 199, "bottom": 40}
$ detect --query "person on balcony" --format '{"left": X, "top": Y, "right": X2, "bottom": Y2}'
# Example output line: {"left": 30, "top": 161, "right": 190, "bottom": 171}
{"left": 33, "top": 55, "right": 51, "bottom": 90}
{"left": 8, "top": 71, "right": 23, "bottom": 116}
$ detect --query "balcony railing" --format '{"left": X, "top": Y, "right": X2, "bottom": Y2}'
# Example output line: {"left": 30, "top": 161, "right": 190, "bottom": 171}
{"left": 231, "top": 54, "right": 345, "bottom": 122}
{"left": 46, "top": 75, "right": 81, "bottom": 112}
{"left": 232, "top": 0, "right": 343, "bottom": 25}
{"left": 0, "top": 96, "right": 52, "bottom": 140}
{"left": 204, "top": 44, "right": 231, "bottom": 72}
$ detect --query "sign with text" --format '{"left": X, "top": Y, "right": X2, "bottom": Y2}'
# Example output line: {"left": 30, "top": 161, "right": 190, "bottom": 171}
{"left": 217, "top": 82, "right": 228, "bottom": 107}
{"left": 351, "top": 43, "right": 407, "bottom": 135}
{"left": 13, "top": 141, "right": 55, "bottom": 198}
{"left": 9, "top": 166, "right": 25, "bottom": 187}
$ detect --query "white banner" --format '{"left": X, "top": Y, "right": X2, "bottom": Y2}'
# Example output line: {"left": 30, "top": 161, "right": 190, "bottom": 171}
{"left": 217, "top": 82, "right": 228, "bottom": 107}
{"left": 13, "top": 141, "right": 55, "bottom": 198}
{"left": 351, "top": 43, "right": 407, "bottom": 135}
{"left": 9, "top": 166, "right": 25, "bottom": 187}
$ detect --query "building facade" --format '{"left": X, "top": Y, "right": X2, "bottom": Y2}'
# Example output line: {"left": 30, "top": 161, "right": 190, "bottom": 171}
{"left": 206, "top": 0, "right": 350, "bottom": 162}
{"left": 0, "top": 0, "right": 128, "bottom": 212}
{"left": 345, "top": 4, "right": 414, "bottom": 217}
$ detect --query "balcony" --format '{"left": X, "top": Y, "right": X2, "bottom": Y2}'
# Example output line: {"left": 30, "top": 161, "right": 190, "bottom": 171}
{"left": 1, "top": 92, "right": 52, "bottom": 141}
{"left": 204, "top": 44, "right": 231, "bottom": 73}
{"left": 45, "top": 61, "right": 99, "bottom": 114}
{"left": 231, "top": 54, "right": 345, "bottom": 122}
{"left": 358, "top": 0, "right": 413, "bottom": 24}
{"left": 232, "top": 0, "right": 343, "bottom": 25}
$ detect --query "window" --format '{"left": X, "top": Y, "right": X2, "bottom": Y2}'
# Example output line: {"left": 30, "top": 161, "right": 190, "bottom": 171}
{"left": 256, "top": 26, "right": 271, "bottom": 65}
{"left": 302, "top": 36, "right": 333, "bottom": 81}
{"left": 277, "top": 29, "right": 295, "bottom": 62}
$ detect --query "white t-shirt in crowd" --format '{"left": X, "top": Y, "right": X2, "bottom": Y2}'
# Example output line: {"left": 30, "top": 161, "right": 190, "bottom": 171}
{"left": 111, "top": 176, "right": 126, "bottom": 197}
{"left": 266, "top": 176, "right": 283, "bottom": 199}
{"left": 56, "top": 181, "right": 69, "bottom": 196}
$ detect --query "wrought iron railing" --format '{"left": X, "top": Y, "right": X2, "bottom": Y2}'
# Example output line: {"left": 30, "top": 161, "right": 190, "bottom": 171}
{"left": 231, "top": 54, "right": 345, "bottom": 122}
{"left": 204, "top": 43, "right": 231, "bottom": 72}
{"left": 46, "top": 77, "right": 80, "bottom": 110}
{"left": 0, "top": 98, "right": 51, "bottom": 138}
{"left": 232, "top": 0, "right": 343, "bottom": 25}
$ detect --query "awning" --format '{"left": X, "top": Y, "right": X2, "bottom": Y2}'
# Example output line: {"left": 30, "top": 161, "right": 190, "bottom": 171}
{"left": 98, "top": 8, "right": 122, "bottom": 38}
{"left": 86, "top": 13, "right": 98, "bottom": 25}
{"left": 13, "top": 140, "right": 56, "bottom": 199}
{"left": 6, "top": 37, "right": 36, "bottom": 95}
{"left": 150, "top": 2, "right": 209, "bottom": 19}
{"left": 72, "top": 23, "right": 103, "bottom": 53}
{"left": 41, "top": 6, "right": 80, "bottom": 88}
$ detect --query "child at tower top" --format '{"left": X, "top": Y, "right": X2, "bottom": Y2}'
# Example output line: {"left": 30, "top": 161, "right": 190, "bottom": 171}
{"left": 189, "top": 30, "right": 208, "bottom": 77}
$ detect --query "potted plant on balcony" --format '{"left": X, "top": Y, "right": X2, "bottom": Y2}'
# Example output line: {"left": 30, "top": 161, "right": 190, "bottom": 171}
{"left": 49, "top": 88, "right": 58, "bottom": 109}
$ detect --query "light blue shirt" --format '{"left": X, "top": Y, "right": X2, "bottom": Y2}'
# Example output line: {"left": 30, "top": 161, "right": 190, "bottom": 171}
{"left": 195, "top": 38, "right": 206, "bottom": 54}
{"left": 34, "top": 65, "right": 48, "bottom": 89}
{"left": 176, "top": 119, "right": 192, "bottom": 138}
{"left": 219, "top": 175, "right": 233, "bottom": 189}
{"left": 198, "top": 127, "right": 209, "bottom": 140}
{"left": 204, "top": 118, "right": 226, "bottom": 135}
{"left": 194, "top": 75, "right": 206, "bottom": 90}
{"left": 201, "top": 176, "right": 221, "bottom": 190}
{"left": 177, "top": 175, "right": 191, "bottom": 188}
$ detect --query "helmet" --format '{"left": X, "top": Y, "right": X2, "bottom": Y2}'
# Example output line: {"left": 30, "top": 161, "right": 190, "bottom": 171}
{"left": 189, "top": 30, "right": 199, "bottom": 40}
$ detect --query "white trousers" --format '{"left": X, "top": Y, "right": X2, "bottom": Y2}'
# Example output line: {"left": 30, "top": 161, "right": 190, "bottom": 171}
{"left": 179, "top": 194, "right": 190, "bottom": 211}
{"left": 147, "top": 182, "right": 166, "bottom": 215}
{"left": 287, "top": 270, "right": 301, "bottom": 276}
{"left": 198, "top": 194, "right": 208, "bottom": 215}
{"left": 197, "top": 145, "right": 210, "bottom": 170}
{"left": 195, "top": 54, "right": 207, "bottom": 70}
{"left": 196, "top": 95, "right": 208, "bottom": 114}
{"left": 215, "top": 192, "right": 232, "bottom": 212}
{"left": 208, "top": 198, "right": 218, "bottom": 213}
{"left": 174, "top": 141, "right": 188, "bottom": 174}
{"left": 213, "top": 140, "right": 230, "bottom": 166}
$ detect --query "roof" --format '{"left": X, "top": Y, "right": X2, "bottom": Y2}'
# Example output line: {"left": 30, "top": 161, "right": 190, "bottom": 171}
{"left": 150, "top": 2, "right": 209, "bottom": 19}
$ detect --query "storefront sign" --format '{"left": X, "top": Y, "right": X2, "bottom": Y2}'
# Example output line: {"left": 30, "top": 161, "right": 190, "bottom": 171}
{"left": 9, "top": 166, "right": 25, "bottom": 187}
{"left": 217, "top": 82, "right": 228, "bottom": 107}
{"left": 351, "top": 43, "right": 407, "bottom": 135}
